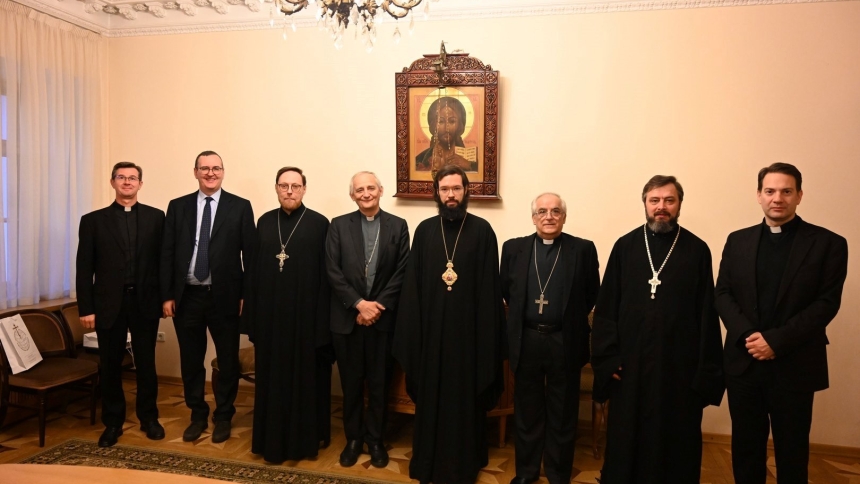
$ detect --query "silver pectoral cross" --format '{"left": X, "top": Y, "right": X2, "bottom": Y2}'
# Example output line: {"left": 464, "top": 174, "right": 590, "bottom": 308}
{"left": 535, "top": 293, "right": 549, "bottom": 314}
{"left": 648, "top": 272, "right": 661, "bottom": 299}
{"left": 276, "top": 249, "right": 288, "bottom": 272}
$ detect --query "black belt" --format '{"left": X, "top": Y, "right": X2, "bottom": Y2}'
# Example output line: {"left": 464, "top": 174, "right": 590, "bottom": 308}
{"left": 185, "top": 284, "right": 212, "bottom": 292}
{"left": 524, "top": 321, "right": 562, "bottom": 334}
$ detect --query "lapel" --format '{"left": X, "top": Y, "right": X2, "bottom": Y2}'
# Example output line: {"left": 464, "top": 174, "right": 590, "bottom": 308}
{"left": 513, "top": 235, "right": 533, "bottom": 311}
{"left": 374, "top": 210, "right": 389, "bottom": 273}
{"left": 210, "top": 190, "right": 229, "bottom": 240}
{"left": 775, "top": 220, "right": 814, "bottom": 306}
{"left": 559, "top": 234, "right": 576, "bottom": 313}
{"left": 101, "top": 206, "right": 127, "bottom": 255}
{"left": 185, "top": 192, "right": 198, "bottom": 247}
{"left": 739, "top": 225, "right": 761, "bottom": 304}
{"left": 349, "top": 211, "right": 365, "bottom": 274}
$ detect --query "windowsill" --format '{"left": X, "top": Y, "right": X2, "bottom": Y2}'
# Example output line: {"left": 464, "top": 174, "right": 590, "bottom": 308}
{"left": 5, "top": 297, "right": 76, "bottom": 313}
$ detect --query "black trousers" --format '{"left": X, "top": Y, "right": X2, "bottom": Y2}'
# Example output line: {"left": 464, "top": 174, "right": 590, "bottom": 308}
{"left": 726, "top": 361, "right": 814, "bottom": 484}
{"left": 173, "top": 285, "right": 239, "bottom": 423}
{"left": 95, "top": 290, "right": 159, "bottom": 427}
{"left": 513, "top": 329, "right": 579, "bottom": 484}
{"left": 333, "top": 326, "right": 393, "bottom": 445}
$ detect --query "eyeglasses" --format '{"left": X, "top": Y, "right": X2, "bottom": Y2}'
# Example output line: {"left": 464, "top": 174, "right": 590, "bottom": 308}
{"left": 438, "top": 186, "right": 464, "bottom": 195}
{"left": 277, "top": 183, "right": 304, "bottom": 192}
{"left": 196, "top": 166, "right": 223, "bottom": 174}
{"left": 534, "top": 208, "right": 564, "bottom": 219}
{"left": 114, "top": 175, "right": 140, "bottom": 182}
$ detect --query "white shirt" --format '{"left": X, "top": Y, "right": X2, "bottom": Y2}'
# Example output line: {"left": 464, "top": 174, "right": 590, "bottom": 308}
{"left": 186, "top": 189, "right": 221, "bottom": 285}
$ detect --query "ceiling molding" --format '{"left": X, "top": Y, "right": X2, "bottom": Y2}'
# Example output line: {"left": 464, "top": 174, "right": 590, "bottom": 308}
{"left": 15, "top": 0, "right": 858, "bottom": 38}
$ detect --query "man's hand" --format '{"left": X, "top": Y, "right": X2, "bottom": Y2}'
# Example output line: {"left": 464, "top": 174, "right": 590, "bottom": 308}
{"left": 163, "top": 300, "right": 176, "bottom": 318}
{"left": 356, "top": 314, "right": 373, "bottom": 326}
{"left": 746, "top": 332, "right": 775, "bottom": 360}
{"left": 356, "top": 300, "right": 385, "bottom": 322}
{"left": 80, "top": 314, "right": 96, "bottom": 329}
{"left": 612, "top": 366, "right": 623, "bottom": 381}
{"left": 239, "top": 299, "right": 244, "bottom": 317}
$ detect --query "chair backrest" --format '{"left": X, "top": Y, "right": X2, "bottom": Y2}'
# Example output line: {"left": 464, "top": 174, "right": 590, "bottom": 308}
{"left": 0, "top": 310, "right": 73, "bottom": 358}
{"left": 60, "top": 303, "right": 86, "bottom": 347}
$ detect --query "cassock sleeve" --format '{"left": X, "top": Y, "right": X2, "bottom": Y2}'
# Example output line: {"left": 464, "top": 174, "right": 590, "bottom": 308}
{"left": 714, "top": 233, "right": 758, "bottom": 348}
{"left": 474, "top": 224, "right": 505, "bottom": 411}
{"left": 761, "top": 234, "right": 848, "bottom": 357}
{"left": 240, "top": 216, "right": 264, "bottom": 341}
{"left": 392, "top": 224, "right": 424, "bottom": 403}
{"left": 692, "top": 246, "right": 725, "bottom": 406}
{"left": 374, "top": 219, "right": 410, "bottom": 312}
{"left": 585, "top": 240, "right": 600, "bottom": 313}
{"left": 76, "top": 214, "right": 96, "bottom": 318}
{"left": 591, "top": 239, "right": 625, "bottom": 403}
{"left": 315, "top": 219, "right": 333, "bottom": 352}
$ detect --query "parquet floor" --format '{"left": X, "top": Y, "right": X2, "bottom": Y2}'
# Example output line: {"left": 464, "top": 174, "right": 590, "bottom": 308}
{"left": 1, "top": 379, "right": 859, "bottom": 483}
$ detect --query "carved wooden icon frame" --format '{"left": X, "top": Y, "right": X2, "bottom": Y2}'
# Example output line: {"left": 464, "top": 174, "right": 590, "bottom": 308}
{"left": 394, "top": 52, "right": 500, "bottom": 200}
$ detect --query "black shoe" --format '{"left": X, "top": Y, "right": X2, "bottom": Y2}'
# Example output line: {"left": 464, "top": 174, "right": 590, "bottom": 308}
{"left": 339, "top": 440, "right": 363, "bottom": 467}
{"left": 510, "top": 477, "right": 537, "bottom": 484}
{"left": 98, "top": 426, "right": 123, "bottom": 447}
{"left": 182, "top": 420, "right": 208, "bottom": 442}
{"left": 140, "top": 420, "right": 165, "bottom": 440}
{"left": 368, "top": 442, "right": 389, "bottom": 468}
{"left": 211, "top": 420, "right": 232, "bottom": 443}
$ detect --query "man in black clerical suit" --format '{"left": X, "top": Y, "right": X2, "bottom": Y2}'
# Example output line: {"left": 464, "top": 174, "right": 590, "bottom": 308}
{"left": 77, "top": 162, "right": 165, "bottom": 447}
{"left": 161, "top": 150, "right": 257, "bottom": 444}
{"left": 716, "top": 163, "right": 848, "bottom": 484}
{"left": 326, "top": 171, "right": 410, "bottom": 468}
{"left": 500, "top": 193, "right": 599, "bottom": 484}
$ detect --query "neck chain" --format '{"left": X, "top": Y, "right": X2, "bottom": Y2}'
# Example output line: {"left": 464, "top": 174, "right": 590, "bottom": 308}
{"left": 533, "top": 238, "right": 562, "bottom": 315}
{"left": 643, "top": 224, "right": 681, "bottom": 299}
{"left": 440, "top": 213, "right": 468, "bottom": 292}
{"left": 365, "top": 220, "right": 381, "bottom": 278}
{"left": 275, "top": 207, "right": 307, "bottom": 272}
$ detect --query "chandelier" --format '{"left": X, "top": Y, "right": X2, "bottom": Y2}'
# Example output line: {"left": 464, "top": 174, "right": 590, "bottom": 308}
{"left": 270, "top": 1, "right": 436, "bottom": 50}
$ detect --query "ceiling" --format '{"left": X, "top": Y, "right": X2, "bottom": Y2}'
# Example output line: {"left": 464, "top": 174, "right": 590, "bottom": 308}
{"left": 14, "top": 0, "right": 843, "bottom": 37}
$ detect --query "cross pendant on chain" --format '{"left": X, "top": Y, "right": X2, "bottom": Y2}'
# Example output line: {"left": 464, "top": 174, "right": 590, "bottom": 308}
{"left": 648, "top": 272, "right": 661, "bottom": 299}
{"left": 276, "top": 249, "right": 288, "bottom": 272}
{"left": 535, "top": 293, "right": 549, "bottom": 314}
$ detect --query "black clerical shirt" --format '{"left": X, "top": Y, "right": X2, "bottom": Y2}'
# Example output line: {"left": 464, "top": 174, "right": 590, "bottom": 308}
{"left": 112, "top": 201, "right": 137, "bottom": 285}
{"left": 525, "top": 237, "right": 564, "bottom": 325}
{"left": 756, "top": 216, "right": 800, "bottom": 331}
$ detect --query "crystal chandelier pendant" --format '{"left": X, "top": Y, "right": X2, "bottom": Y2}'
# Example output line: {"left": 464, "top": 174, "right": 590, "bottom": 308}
{"left": 393, "top": 26, "right": 401, "bottom": 44}
{"left": 409, "top": 13, "right": 414, "bottom": 35}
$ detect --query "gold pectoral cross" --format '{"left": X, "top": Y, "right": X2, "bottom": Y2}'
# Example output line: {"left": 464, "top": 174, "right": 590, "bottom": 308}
{"left": 441, "top": 261, "right": 458, "bottom": 292}
{"left": 535, "top": 293, "right": 549, "bottom": 315}
{"left": 648, "top": 272, "right": 661, "bottom": 299}
{"left": 276, "top": 249, "right": 288, "bottom": 272}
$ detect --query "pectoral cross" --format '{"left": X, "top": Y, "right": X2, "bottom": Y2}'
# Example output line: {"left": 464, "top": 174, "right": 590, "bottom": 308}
{"left": 648, "top": 272, "right": 661, "bottom": 299}
{"left": 535, "top": 293, "right": 549, "bottom": 315}
{"left": 276, "top": 249, "right": 288, "bottom": 272}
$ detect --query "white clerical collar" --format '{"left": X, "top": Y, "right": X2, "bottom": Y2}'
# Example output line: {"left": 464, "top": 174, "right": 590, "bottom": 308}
{"left": 770, "top": 225, "right": 782, "bottom": 233}
{"left": 539, "top": 237, "right": 555, "bottom": 245}
{"left": 366, "top": 215, "right": 376, "bottom": 221}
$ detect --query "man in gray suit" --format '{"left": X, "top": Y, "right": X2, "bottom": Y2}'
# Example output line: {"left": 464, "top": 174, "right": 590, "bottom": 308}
{"left": 325, "top": 171, "right": 410, "bottom": 468}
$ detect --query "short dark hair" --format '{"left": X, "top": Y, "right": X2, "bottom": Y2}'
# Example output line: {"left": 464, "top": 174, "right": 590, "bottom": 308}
{"left": 757, "top": 163, "right": 802, "bottom": 192}
{"left": 111, "top": 161, "right": 142, "bottom": 180}
{"left": 276, "top": 166, "right": 307, "bottom": 186}
{"left": 427, "top": 96, "right": 467, "bottom": 139}
{"left": 641, "top": 175, "right": 684, "bottom": 203}
{"left": 194, "top": 150, "right": 222, "bottom": 169}
{"left": 433, "top": 165, "right": 470, "bottom": 205}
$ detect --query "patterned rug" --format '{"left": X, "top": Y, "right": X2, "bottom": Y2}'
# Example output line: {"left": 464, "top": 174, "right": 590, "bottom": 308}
{"left": 19, "top": 439, "right": 394, "bottom": 484}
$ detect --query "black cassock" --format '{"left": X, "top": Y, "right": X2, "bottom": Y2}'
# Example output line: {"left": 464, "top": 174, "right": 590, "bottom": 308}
{"left": 245, "top": 205, "right": 332, "bottom": 463}
{"left": 393, "top": 214, "right": 504, "bottom": 484}
{"left": 591, "top": 225, "right": 724, "bottom": 484}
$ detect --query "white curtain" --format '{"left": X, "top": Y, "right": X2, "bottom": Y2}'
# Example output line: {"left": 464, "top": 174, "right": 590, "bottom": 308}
{"left": 0, "top": 0, "right": 103, "bottom": 308}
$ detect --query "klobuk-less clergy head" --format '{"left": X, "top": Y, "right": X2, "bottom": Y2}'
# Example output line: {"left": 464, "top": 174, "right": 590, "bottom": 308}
{"left": 531, "top": 193, "right": 567, "bottom": 240}
{"left": 433, "top": 165, "right": 470, "bottom": 220}
{"left": 194, "top": 150, "right": 224, "bottom": 196}
{"left": 276, "top": 166, "right": 307, "bottom": 214}
{"left": 110, "top": 161, "right": 143, "bottom": 202}
{"left": 349, "top": 171, "right": 383, "bottom": 216}
{"left": 642, "top": 175, "right": 684, "bottom": 234}
{"left": 756, "top": 163, "right": 803, "bottom": 227}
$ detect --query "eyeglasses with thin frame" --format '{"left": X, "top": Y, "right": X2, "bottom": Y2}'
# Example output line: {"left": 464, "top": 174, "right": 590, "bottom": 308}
{"left": 114, "top": 175, "right": 140, "bottom": 183}
{"left": 534, "top": 208, "right": 564, "bottom": 219}
{"left": 438, "top": 186, "right": 464, "bottom": 195}
{"left": 277, "top": 183, "right": 304, "bottom": 192}
{"left": 196, "top": 166, "right": 224, "bottom": 174}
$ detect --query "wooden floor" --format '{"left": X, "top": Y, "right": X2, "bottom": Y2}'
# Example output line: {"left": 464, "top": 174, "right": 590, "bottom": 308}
{"left": 1, "top": 379, "right": 858, "bottom": 483}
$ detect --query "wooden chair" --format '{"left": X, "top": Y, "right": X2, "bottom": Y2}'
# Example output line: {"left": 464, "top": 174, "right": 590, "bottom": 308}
{"left": 59, "top": 302, "right": 134, "bottom": 370}
{"left": 0, "top": 309, "right": 99, "bottom": 447}
{"left": 211, "top": 346, "right": 256, "bottom": 396}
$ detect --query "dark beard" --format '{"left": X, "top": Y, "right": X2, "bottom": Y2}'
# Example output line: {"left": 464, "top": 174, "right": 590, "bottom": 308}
{"left": 437, "top": 197, "right": 469, "bottom": 220}
{"left": 646, "top": 213, "right": 679, "bottom": 233}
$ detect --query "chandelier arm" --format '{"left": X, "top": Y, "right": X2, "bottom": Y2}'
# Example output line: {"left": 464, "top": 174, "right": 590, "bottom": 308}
{"left": 380, "top": 0, "right": 421, "bottom": 19}
{"left": 278, "top": 0, "right": 307, "bottom": 15}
